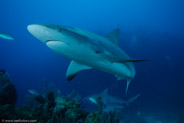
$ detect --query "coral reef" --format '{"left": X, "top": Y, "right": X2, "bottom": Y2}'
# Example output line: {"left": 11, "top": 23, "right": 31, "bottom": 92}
{"left": 0, "top": 104, "right": 14, "bottom": 119}
{"left": 84, "top": 111, "right": 120, "bottom": 123}
{"left": 2, "top": 70, "right": 182, "bottom": 123}
{"left": 51, "top": 96, "right": 88, "bottom": 122}
{"left": 84, "top": 111, "right": 101, "bottom": 123}
{"left": 0, "top": 69, "right": 17, "bottom": 106}
{"left": 0, "top": 86, "right": 121, "bottom": 122}
{"left": 0, "top": 70, "right": 121, "bottom": 122}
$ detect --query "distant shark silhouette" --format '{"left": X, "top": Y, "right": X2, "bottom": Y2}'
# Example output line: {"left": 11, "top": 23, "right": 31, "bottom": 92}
{"left": 27, "top": 24, "right": 146, "bottom": 94}
{"left": 0, "top": 33, "right": 14, "bottom": 40}
{"left": 87, "top": 89, "right": 140, "bottom": 112}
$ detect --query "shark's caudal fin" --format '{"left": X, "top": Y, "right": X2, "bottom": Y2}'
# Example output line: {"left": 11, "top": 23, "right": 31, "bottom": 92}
{"left": 126, "top": 93, "right": 141, "bottom": 106}
{"left": 125, "top": 79, "right": 131, "bottom": 95}
{"left": 66, "top": 61, "right": 92, "bottom": 81}
{"left": 107, "top": 29, "right": 119, "bottom": 46}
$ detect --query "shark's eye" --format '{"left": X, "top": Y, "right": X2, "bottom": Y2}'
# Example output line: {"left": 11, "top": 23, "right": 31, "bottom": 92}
{"left": 43, "top": 29, "right": 47, "bottom": 32}
{"left": 57, "top": 27, "right": 63, "bottom": 32}
{"left": 59, "top": 28, "right": 62, "bottom": 32}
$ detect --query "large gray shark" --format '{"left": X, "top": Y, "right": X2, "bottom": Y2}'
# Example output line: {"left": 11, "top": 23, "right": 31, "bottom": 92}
{"left": 27, "top": 24, "right": 145, "bottom": 93}
{"left": 87, "top": 89, "right": 140, "bottom": 112}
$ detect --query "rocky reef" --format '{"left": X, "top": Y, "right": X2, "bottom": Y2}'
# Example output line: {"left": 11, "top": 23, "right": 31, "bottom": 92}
{"left": 0, "top": 69, "right": 17, "bottom": 106}
{"left": 1, "top": 70, "right": 182, "bottom": 122}
{"left": 85, "top": 111, "right": 119, "bottom": 123}
{"left": 0, "top": 70, "right": 121, "bottom": 122}
{"left": 0, "top": 89, "right": 120, "bottom": 122}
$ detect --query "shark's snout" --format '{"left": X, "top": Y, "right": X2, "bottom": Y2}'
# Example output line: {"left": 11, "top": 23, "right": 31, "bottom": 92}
{"left": 27, "top": 24, "right": 37, "bottom": 32}
{"left": 27, "top": 24, "right": 45, "bottom": 34}
{"left": 27, "top": 24, "right": 50, "bottom": 43}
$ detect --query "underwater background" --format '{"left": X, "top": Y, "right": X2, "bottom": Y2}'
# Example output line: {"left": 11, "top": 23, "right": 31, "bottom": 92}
{"left": 0, "top": 0, "right": 184, "bottom": 122}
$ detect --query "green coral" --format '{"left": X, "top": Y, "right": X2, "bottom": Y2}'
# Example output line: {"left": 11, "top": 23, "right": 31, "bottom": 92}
{"left": 0, "top": 71, "right": 121, "bottom": 122}
{"left": 0, "top": 104, "right": 33, "bottom": 120}
{"left": 0, "top": 104, "right": 14, "bottom": 119}
{"left": 84, "top": 111, "right": 120, "bottom": 123}
{"left": 84, "top": 111, "right": 101, "bottom": 123}
{"left": 51, "top": 96, "right": 87, "bottom": 122}
{"left": 14, "top": 106, "right": 32, "bottom": 119}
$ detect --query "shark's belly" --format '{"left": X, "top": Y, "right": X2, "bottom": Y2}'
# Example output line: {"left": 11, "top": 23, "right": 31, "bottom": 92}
{"left": 91, "top": 61, "right": 135, "bottom": 80}
{"left": 46, "top": 41, "right": 135, "bottom": 80}
{"left": 68, "top": 49, "right": 135, "bottom": 80}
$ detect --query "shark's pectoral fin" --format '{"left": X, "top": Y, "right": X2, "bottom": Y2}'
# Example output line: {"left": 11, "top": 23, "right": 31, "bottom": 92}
{"left": 115, "top": 75, "right": 122, "bottom": 80}
{"left": 125, "top": 79, "right": 131, "bottom": 95}
{"left": 66, "top": 61, "right": 92, "bottom": 81}
{"left": 107, "top": 29, "right": 119, "bottom": 46}
{"left": 100, "top": 54, "right": 147, "bottom": 63}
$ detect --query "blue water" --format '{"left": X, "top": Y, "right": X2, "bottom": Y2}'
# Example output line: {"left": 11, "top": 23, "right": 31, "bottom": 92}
{"left": 0, "top": 0, "right": 184, "bottom": 112}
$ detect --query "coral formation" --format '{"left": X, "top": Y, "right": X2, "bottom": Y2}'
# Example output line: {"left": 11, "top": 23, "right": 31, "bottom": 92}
{"left": 0, "top": 85, "right": 121, "bottom": 122}
{"left": 51, "top": 96, "right": 88, "bottom": 122}
{"left": 0, "top": 70, "right": 121, "bottom": 122}
{"left": 2, "top": 70, "right": 182, "bottom": 123}
{"left": 84, "top": 111, "right": 101, "bottom": 123}
{"left": 0, "top": 69, "right": 17, "bottom": 106}
{"left": 84, "top": 111, "right": 120, "bottom": 123}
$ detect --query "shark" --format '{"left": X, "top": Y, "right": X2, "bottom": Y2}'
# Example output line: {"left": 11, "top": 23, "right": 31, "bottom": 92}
{"left": 27, "top": 24, "right": 146, "bottom": 94}
{"left": 87, "top": 89, "right": 140, "bottom": 112}
{"left": 0, "top": 33, "right": 14, "bottom": 40}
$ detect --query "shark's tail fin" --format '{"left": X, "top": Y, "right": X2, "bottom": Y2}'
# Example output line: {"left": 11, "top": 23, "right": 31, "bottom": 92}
{"left": 125, "top": 93, "right": 141, "bottom": 106}
{"left": 125, "top": 79, "right": 131, "bottom": 95}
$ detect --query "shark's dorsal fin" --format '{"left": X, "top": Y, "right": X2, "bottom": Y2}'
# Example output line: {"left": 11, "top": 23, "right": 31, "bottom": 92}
{"left": 125, "top": 93, "right": 141, "bottom": 107}
{"left": 126, "top": 93, "right": 140, "bottom": 104}
{"left": 107, "top": 29, "right": 119, "bottom": 46}
{"left": 102, "top": 89, "right": 108, "bottom": 96}
{"left": 66, "top": 61, "right": 92, "bottom": 81}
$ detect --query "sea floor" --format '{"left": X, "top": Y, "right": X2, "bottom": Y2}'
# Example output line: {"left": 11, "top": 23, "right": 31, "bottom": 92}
{"left": 118, "top": 111, "right": 184, "bottom": 123}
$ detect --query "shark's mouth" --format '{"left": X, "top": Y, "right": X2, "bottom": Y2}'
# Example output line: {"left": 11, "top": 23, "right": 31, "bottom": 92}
{"left": 46, "top": 40, "right": 69, "bottom": 47}
{"left": 46, "top": 40, "right": 54, "bottom": 43}
{"left": 46, "top": 40, "right": 61, "bottom": 43}
{"left": 46, "top": 40, "right": 69, "bottom": 45}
